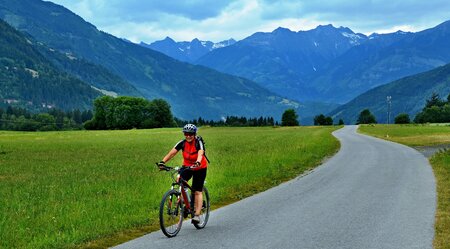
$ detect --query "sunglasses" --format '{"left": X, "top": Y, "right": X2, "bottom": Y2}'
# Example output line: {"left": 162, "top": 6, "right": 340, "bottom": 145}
{"left": 184, "top": 132, "right": 195, "bottom": 136}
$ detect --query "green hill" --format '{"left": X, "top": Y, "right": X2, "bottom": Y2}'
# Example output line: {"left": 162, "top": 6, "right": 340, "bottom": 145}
{"left": 329, "top": 62, "right": 450, "bottom": 124}
{"left": 36, "top": 44, "right": 142, "bottom": 98}
{"left": 0, "top": 19, "right": 100, "bottom": 110}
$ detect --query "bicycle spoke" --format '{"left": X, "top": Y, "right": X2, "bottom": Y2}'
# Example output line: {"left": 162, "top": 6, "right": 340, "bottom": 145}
{"left": 159, "top": 190, "right": 183, "bottom": 237}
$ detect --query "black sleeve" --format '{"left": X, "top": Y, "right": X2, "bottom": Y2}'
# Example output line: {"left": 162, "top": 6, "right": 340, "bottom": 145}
{"left": 174, "top": 140, "right": 185, "bottom": 151}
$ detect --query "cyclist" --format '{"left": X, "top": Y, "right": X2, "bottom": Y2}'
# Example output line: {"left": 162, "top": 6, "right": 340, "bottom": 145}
{"left": 158, "top": 124, "right": 208, "bottom": 224}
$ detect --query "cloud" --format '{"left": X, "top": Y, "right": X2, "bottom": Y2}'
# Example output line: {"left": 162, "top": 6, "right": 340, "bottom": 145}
{"left": 50, "top": 0, "right": 450, "bottom": 43}
{"left": 52, "top": 0, "right": 236, "bottom": 23}
{"left": 267, "top": 0, "right": 450, "bottom": 34}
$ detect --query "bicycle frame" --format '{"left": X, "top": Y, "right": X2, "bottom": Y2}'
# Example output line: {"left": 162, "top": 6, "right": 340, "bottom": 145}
{"left": 166, "top": 166, "right": 194, "bottom": 214}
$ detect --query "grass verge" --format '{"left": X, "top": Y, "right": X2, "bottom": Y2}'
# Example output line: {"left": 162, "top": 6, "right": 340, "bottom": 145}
{"left": 0, "top": 126, "right": 340, "bottom": 248}
{"left": 359, "top": 124, "right": 450, "bottom": 249}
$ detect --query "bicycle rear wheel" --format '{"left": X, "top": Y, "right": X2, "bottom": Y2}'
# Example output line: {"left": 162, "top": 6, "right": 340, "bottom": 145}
{"left": 159, "top": 190, "right": 183, "bottom": 237}
{"left": 193, "top": 186, "right": 210, "bottom": 229}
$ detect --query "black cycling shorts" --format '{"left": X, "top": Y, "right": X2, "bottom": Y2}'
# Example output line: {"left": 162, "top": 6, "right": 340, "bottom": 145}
{"left": 180, "top": 167, "right": 207, "bottom": 192}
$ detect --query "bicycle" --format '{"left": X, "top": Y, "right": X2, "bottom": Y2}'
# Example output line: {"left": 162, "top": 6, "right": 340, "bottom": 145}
{"left": 156, "top": 163, "right": 210, "bottom": 237}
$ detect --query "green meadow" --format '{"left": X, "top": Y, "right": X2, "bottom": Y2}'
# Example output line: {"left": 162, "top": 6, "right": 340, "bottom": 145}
{"left": 359, "top": 124, "right": 450, "bottom": 249}
{"left": 0, "top": 126, "right": 339, "bottom": 248}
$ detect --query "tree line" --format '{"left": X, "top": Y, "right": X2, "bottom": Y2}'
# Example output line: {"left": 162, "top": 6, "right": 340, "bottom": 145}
{"left": 0, "top": 105, "right": 92, "bottom": 131}
{"left": 177, "top": 116, "right": 277, "bottom": 127}
{"left": 351, "top": 92, "right": 450, "bottom": 125}
{"left": 3, "top": 92, "right": 448, "bottom": 132}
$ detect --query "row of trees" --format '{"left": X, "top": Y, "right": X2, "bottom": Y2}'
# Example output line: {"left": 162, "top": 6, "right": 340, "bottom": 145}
{"left": 3, "top": 92, "right": 447, "bottom": 131}
{"left": 353, "top": 93, "right": 450, "bottom": 125}
{"left": 313, "top": 114, "right": 344, "bottom": 126}
{"left": 178, "top": 116, "right": 277, "bottom": 127}
{"left": 0, "top": 105, "right": 93, "bottom": 131}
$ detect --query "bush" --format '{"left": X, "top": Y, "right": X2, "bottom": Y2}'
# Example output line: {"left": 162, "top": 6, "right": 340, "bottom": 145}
{"left": 394, "top": 113, "right": 411, "bottom": 124}
{"left": 314, "top": 114, "right": 333, "bottom": 126}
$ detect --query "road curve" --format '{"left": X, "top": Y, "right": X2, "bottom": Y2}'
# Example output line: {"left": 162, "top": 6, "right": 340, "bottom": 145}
{"left": 114, "top": 125, "right": 436, "bottom": 249}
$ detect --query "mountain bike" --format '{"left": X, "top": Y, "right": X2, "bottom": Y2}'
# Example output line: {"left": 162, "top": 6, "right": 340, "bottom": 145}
{"left": 156, "top": 163, "right": 210, "bottom": 237}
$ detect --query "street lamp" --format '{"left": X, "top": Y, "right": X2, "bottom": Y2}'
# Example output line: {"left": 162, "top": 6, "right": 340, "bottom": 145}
{"left": 386, "top": 96, "right": 392, "bottom": 124}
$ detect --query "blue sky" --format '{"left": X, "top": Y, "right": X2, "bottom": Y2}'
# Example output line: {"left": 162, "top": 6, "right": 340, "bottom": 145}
{"left": 50, "top": 0, "right": 450, "bottom": 43}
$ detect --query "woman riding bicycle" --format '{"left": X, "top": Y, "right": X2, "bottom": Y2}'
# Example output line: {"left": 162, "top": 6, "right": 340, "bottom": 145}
{"left": 158, "top": 124, "right": 208, "bottom": 224}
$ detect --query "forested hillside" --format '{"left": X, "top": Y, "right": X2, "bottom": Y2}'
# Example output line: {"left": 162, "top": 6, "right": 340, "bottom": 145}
{"left": 0, "top": 0, "right": 297, "bottom": 120}
{"left": 37, "top": 44, "right": 142, "bottom": 98}
{"left": 329, "top": 62, "right": 450, "bottom": 124}
{"left": 0, "top": 19, "right": 100, "bottom": 111}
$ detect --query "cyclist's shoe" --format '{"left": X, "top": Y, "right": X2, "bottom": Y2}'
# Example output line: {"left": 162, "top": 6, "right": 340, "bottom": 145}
{"left": 191, "top": 215, "right": 200, "bottom": 224}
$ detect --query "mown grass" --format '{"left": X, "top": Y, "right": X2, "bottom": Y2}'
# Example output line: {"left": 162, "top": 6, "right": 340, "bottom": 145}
{"left": 0, "top": 126, "right": 340, "bottom": 248}
{"left": 359, "top": 124, "right": 450, "bottom": 249}
{"left": 359, "top": 124, "right": 450, "bottom": 146}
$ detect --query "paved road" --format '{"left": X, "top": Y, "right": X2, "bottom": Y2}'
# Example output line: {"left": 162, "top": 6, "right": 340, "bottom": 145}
{"left": 114, "top": 125, "right": 436, "bottom": 249}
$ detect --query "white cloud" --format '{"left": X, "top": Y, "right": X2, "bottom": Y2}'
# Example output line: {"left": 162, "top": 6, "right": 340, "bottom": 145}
{"left": 50, "top": 0, "right": 450, "bottom": 43}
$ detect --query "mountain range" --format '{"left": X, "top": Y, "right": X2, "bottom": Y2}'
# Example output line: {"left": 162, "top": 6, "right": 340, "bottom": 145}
{"left": 2, "top": 0, "right": 450, "bottom": 124}
{"left": 140, "top": 37, "right": 236, "bottom": 63}
{"left": 195, "top": 22, "right": 450, "bottom": 104}
{"left": 0, "top": 0, "right": 296, "bottom": 120}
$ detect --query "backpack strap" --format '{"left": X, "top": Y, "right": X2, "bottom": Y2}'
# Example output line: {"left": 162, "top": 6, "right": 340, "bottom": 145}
{"left": 195, "top": 136, "right": 210, "bottom": 163}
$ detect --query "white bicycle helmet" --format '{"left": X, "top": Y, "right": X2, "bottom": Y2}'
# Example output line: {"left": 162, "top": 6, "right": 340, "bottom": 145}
{"left": 182, "top": 123, "right": 197, "bottom": 133}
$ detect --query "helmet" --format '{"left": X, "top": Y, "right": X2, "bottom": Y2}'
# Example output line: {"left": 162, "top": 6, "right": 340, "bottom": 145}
{"left": 182, "top": 124, "right": 197, "bottom": 133}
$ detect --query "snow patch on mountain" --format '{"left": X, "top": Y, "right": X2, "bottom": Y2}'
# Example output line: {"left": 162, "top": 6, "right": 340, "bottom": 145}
{"left": 341, "top": 32, "right": 364, "bottom": 45}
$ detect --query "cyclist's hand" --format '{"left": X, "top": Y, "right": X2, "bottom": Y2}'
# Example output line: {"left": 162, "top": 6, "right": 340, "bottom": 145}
{"left": 194, "top": 161, "right": 201, "bottom": 168}
{"left": 157, "top": 161, "right": 166, "bottom": 170}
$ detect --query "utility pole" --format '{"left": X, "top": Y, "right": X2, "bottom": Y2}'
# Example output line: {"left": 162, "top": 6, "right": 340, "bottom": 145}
{"left": 386, "top": 96, "right": 392, "bottom": 124}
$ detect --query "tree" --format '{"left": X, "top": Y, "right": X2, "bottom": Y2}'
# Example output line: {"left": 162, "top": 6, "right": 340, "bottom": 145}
{"left": 356, "top": 109, "right": 377, "bottom": 124}
{"left": 394, "top": 113, "right": 410, "bottom": 124}
{"left": 338, "top": 119, "right": 344, "bottom": 125}
{"left": 425, "top": 92, "right": 445, "bottom": 109}
{"left": 91, "top": 96, "right": 114, "bottom": 129}
{"left": 314, "top": 114, "right": 326, "bottom": 126}
{"left": 72, "top": 109, "right": 82, "bottom": 124}
{"left": 325, "top": 116, "right": 333, "bottom": 125}
{"left": 81, "top": 110, "right": 93, "bottom": 123}
{"left": 34, "top": 113, "right": 57, "bottom": 131}
{"left": 147, "top": 99, "right": 176, "bottom": 128}
{"left": 281, "top": 109, "right": 299, "bottom": 126}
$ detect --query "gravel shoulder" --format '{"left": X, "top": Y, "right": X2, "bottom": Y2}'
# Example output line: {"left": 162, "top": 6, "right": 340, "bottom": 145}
{"left": 414, "top": 144, "right": 450, "bottom": 158}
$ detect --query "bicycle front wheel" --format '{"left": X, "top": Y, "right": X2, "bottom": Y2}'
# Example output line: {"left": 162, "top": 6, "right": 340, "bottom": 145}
{"left": 193, "top": 186, "right": 210, "bottom": 229}
{"left": 159, "top": 190, "right": 183, "bottom": 237}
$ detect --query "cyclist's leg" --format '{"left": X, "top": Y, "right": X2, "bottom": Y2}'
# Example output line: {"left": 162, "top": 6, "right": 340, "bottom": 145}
{"left": 192, "top": 168, "right": 207, "bottom": 215}
{"left": 179, "top": 167, "right": 193, "bottom": 183}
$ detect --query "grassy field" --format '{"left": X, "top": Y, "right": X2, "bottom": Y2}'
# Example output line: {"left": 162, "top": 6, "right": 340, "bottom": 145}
{"left": 359, "top": 124, "right": 450, "bottom": 146}
{"left": 359, "top": 124, "right": 450, "bottom": 249}
{"left": 0, "top": 126, "right": 339, "bottom": 248}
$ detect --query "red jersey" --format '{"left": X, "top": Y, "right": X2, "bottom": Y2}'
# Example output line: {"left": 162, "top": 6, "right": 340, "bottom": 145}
{"left": 174, "top": 137, "right": 207, "bottom": 170}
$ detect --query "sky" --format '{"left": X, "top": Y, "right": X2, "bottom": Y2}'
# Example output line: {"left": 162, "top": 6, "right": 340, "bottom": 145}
{"left": 49, "top": 0, "right": 450, "bottom": 44}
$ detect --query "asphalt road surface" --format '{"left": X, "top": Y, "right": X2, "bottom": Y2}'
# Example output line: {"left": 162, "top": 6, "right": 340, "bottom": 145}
{"left": 114, "top": 125, "right": 436, "bottom": 249}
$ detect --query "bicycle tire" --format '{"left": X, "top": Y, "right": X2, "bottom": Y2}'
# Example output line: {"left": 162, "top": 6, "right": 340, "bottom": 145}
{"left": 193, "top": 186, "right": 210, "bottom": 229}
{"left": 159, "top": 189, "right": 183, "bottom": 237}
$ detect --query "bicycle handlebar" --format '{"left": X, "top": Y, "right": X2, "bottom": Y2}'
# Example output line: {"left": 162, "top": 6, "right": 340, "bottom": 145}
{"left": 155, "top": 163, "right": 198, "bottom": 172}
